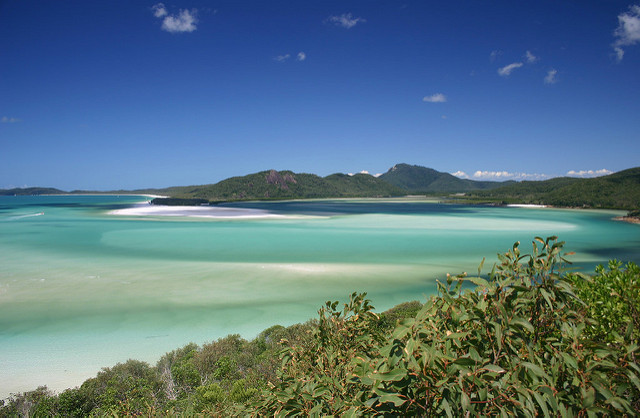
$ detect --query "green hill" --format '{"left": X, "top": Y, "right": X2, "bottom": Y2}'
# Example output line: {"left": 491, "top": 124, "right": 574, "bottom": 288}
{"left": 0, "top": 187, "right": 65, "bottom": 196}
{"left": 378, "top": 163, "right": 511, "bottom": 193}
{"left": 470, "top": 167, "right": 640, "bottom": 210}
{"left": 157, "top": 169, "right": 405, "bottom": 202}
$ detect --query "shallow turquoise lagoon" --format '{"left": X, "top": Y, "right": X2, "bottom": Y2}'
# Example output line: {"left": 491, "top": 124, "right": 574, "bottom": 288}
{"left": 1, "top": 195, "right": 639, "bottom": 396}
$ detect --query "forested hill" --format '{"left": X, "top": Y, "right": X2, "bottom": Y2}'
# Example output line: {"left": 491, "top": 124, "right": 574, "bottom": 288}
{"left": 468, "top": 167, "right": 640, "bottom": 210}
{"left": 155, "top": 170, "right": 405, "bottom": 202}
{"left": 0, "top": 187, "right": 65, "bottom": 196}
{"left": 378, "top": 163, "right": 512, "bottom": 193}
{"left": 151, "top": 164, "right": 514, "bottom": 203}
{"left": 5, "top": 165, "right": 640, "bottom": 210}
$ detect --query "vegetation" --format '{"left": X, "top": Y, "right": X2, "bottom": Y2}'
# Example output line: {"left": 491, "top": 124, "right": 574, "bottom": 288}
{"left": 379, "top": 163, "right": 512, "bottom": 193}
{"left": 0, "top": 187, "right": 65, "bottom": 196}
{"left": 150, "top": 198, "right": 209, "bottom": 206}
{"left": 152, "top": 169, "right": 406, "bottom": 203}
{"left": 2, "top": 237, "right": 639, "bottom": 416}
{"left": 5, "top": 164, "right": 640, "bottom": 211}
{"left": 469, "top": 167, "right": 640, "bottom": 210}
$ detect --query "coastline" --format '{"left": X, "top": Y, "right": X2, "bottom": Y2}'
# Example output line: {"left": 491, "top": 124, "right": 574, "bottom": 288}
{"left": 613, "top": 216, "right": 640, "bottom": 225}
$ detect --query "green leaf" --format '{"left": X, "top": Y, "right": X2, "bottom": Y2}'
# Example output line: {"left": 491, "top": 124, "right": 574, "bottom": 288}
{"left": 625, "top": 370, "right": 640, "bottom": 392}
{"left": 342, "top": 407, "right": 360, "bottom": 418}
{"left": 445, "top": 331, "right": 469, "bottom": 340}
{"left": 511, "top": 318, "right": 534, "bottom": 333}
{"left": 582, "top": 386, "right": 595, "bottom": 408}
{"left": 521, "top": 361, "right": 546, "bottom": 379}
{"left": 532, "top": 390, "right": 550, "bottom": 416}
{"left": 461, "top": 391, "right": 471, "bottom": 412}
{"left": 453, "top": 357, "right": 477, "bottom": 366}
{"left": 378, "top": 393, "right": 405, "bottom": 407}
{"left": 561, "top": 352, "right": 578, "bottom": 370}
{"left": 483, "top": 364, "right": 505, "bottom": 374}
{"left": 441, "top": 398, "right": 453, "bottom": 418}
{"left": 371, "top": 368, "right": 407, "bottom": 382}
{"left": 467, "top": 276, "right": 489, "bottom": 288}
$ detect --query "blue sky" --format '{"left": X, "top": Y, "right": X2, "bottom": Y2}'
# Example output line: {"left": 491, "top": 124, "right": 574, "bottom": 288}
{"left": 1, "top": 1, "right": 639, "bottom": 190}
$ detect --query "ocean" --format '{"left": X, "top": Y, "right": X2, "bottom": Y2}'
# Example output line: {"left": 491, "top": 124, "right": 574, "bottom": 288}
{"left": 1, "top": 195, "right": 639, "bottom": 397}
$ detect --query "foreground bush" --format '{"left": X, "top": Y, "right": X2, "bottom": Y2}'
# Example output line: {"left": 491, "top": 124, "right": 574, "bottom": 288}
{"left": 258, "top": 237, "right": 640, "bottom": 416}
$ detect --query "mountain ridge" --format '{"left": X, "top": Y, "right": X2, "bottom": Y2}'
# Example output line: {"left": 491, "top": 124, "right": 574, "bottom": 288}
{"left": 378, "top": 163, "right": 514, "bottom": 193}
{"left": 3, "top": 164, "right": 639, "bottom": 211}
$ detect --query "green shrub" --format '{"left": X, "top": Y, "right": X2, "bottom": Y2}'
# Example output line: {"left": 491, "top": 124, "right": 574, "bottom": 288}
{"left": 571, "top": 260, "right": 640, "bottom": 343}
{"left": 257, "top": 237, "right": 640, "bottom": 416}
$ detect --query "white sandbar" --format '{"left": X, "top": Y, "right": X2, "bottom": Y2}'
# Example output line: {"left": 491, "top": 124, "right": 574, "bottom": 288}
{"left": 109, "top": 204, "right": 286, "bottom": 219}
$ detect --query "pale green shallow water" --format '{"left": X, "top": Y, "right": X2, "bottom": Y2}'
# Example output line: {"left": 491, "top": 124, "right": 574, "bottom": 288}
{"left": 1, "top": 195, "right": 639, "bottom": 397}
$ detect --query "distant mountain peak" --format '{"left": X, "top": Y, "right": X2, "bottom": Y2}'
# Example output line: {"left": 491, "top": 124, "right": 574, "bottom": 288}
{"left": 379, "top": 163, "right": 509, "bottom": 193}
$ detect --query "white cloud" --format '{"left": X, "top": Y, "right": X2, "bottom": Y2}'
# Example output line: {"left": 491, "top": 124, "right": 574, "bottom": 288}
{"left": 454, "top": 168, "right": 613, "bottom": 181}
{"left": 347, "top": 170, "right": 384, "bottom": 177}
{"left": 327, "top": 13, "right": 366, "bottom": 29}
{"left": 274, "top": 54, "right": 290, "bottom": 62}
{"left": 471, "top": 170, "right": 551, "bottom": 181}
{"left": 544, "top": 69, "right": 558, "bottom": 84}
{"left": 613, "top": 5, "right": 640, "bottom": 61}
{"left": 151, "top": 3, "right": 167, "bottom": 18}
{"left": 490, "top": 50, "right": 502, "bottom": 62}
{"left": 566, "top": 169, "right": 613, "bottom": 178}
{"left": 423, "top": 93, "right": 447, "bottom": 103}
{"left": 497, "top": 62, "right": 523, "bottom": 76}
{"left": 163, "top": 9, "right": 197, "bottom": 33}
{"left": 1, "top": 116, "right": 21, "bottom": 123}
{"left": 152, "top": 5, "right": 198, "bottom": 33}
{"left": 296, "top": 52, "right": 306, "bottom": 61}
{"left": 525, "top": 50, "right": 538, "bottom": 63}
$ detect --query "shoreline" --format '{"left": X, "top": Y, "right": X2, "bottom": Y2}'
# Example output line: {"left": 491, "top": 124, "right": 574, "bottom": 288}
{"left": 613, "top": 216, "right": 640, "bottom": 225}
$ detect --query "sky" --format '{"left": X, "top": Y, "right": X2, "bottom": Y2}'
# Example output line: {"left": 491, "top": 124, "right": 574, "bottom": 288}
{"left": 1, "top": 0, "right": 639, "bottom": 190}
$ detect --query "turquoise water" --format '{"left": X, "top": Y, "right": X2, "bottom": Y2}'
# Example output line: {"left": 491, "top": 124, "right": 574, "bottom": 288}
{"left": 1, "top": 195, "right": 639, "bottom": 397}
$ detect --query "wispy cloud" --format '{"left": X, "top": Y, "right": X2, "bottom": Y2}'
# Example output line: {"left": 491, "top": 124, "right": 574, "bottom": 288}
{"left": 152, "top": 3, "right": 198, "bottom": 33}
{"left": 544, "top": 69, "right": 558, "bottom": 84}
{"left": 497, "top": 62, "right": 524, "bottom": 76}
{"left": 490, "top": 50, "right": 502, "bottom": 62}
{"left": 274, "top": 54, "right": 290, "bottom": 62}
{"left": 423, "top": 93, "right": 447, "bottom": 103}
{"left": 327, "top": 13, "right": 366, "bottom": 29}
{"left": 1, "top": 116, "right": 21, "bottom": 123}
{"left": 274, "top": 52, "right": 306, "bottom": 63}
{"left": 566, "top": 169, "right": 613, "bottom": 178}
{"left": 453, "top": 170, "right": 551, "bottom": 181}
{"left": 525, "top": 50, "right": 538, "bottom": 63}
{"left": 613, "top": 4, "right": 640, "bottom": 61}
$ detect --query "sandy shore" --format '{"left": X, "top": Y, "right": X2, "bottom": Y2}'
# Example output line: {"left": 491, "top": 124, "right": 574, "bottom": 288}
{"left": 613, "top": 216, "right": 640, "bottom": 225}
